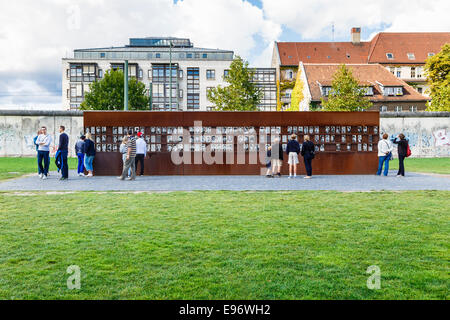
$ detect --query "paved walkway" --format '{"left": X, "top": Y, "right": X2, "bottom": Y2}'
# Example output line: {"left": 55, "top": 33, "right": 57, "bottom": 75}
{"left": 0, "top": 170, "right": 449, "bottom": 191}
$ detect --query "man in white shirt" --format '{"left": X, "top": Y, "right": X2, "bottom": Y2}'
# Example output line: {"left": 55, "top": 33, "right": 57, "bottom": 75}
{"left": 377, "top": 133, "right": 393, "bottom": 176}
{"left": 135, "top": 132, "right": 147, "bottom": 176}
{"left": 35, "top": 126, "right": 53, "bottom": 179}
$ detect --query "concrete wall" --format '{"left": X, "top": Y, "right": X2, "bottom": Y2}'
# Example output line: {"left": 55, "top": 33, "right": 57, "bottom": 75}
{"left": 0, "top": 110, "right": 449, "bottom": 158}
{"left": 380, "top": 112, "right": 450, "bottom": 157}
{"left": 0, "top": 110, "right": 84, "bottom": 157}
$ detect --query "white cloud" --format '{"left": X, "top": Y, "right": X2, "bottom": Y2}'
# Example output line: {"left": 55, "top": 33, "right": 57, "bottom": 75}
{"left": 0, "top": 0, "right": 280, "bottom": 108}
{"left": 262, "top": 0, "right": 450, "bottom": 40}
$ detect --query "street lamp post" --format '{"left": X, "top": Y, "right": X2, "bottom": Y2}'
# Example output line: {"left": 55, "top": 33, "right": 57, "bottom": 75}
{"left": 169, "top": 40, "right": 172, "bottom": 110}
{"left": 124, "top": 60, "right": 129, "bottom": 110}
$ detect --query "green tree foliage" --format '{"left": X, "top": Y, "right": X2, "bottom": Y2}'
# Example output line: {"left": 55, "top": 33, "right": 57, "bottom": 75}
{"left": 425, "top": 43, "right": 450, "bottom": 111}
{"left": 207, "top": 56, "right": 262, "bottom": 111}
{"left": 321, "top": 64, "right": 373, "bottom": 111}
{"left": 80, "top": 69, "right": 149, "bottom": 110}
{"left": 287, "top": 69, "right": 304, "bottom": 111}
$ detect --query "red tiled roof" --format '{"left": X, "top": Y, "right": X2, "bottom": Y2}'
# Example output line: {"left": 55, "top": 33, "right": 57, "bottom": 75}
{"left": 276, "top": 32, "right": 450, "bottom": 66}
{"left": 302, "top": 64, "right": 428, "bottom": 102}
{"left": 367, "top": 32, "right": 450, "bottom": 64}
{"left": 277, "top": 42, "right": 370, "bottom": 65}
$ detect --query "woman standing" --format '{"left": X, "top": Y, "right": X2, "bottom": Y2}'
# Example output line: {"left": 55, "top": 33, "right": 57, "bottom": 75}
{"left": 83, "top": 132, "right": 96, "bottom": 177}
{"left": 286, "top": 134, "right": 301, "bottom": 178}
{"left": 270, "top": 138, "right": 284, "bottom": 177}
{"left": 393, "top": 133, "right": 408, "bottom": 177}
{"left": 75, "top": 135, "right": 86, "bottom": 176}
{"left": 301, "top": 135, "right": 315, "bottom": 179}
{"left": 376, "top": 133, "right": 393, "bottom": 176}
{"left": 119, "top": 136, "right": 130, "bottom": 178}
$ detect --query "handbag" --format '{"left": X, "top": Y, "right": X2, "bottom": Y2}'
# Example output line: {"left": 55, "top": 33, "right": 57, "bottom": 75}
{"left": 406, "top": 144, "right": 412, "bottom": 157}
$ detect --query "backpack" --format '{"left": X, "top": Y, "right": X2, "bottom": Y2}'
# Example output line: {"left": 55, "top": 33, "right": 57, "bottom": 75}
{"left": 406, "top": 143, "right": 412, "bottom": 157}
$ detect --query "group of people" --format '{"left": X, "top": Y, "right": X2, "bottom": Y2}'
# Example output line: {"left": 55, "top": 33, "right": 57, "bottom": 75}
{"left": 35, "top": 126, "right": 409, "bottom": 180}
{"left": 33, "top": 126, "right": 96, "bottom": 180}
{"left": 117, "top": 130, "right": 147, "bottom": 181}
{"left": 266, "top": 134, "right": 315, "bottom": 179}
{"left": 376, "top": 133, "right": 410, "bottom": 177}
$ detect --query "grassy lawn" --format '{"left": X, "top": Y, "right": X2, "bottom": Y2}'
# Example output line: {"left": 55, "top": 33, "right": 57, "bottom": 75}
{"left": 0, "top": 191, "right": 448, "bottom": 299}
{"left": 0, "top": 157, "right": 78, "bottom": 180}
{"left": 389, "top": 157, "right": 450, "bottom": 175}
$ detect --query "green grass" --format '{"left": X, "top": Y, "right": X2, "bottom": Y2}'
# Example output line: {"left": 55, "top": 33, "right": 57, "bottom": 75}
{"left": 389, "top": 157, "right": 450, "bottom": 175}
{"left": 0, "top": 191, "right": 448, "bottom": 299}
{"left": 0, "top": 157, "right": 78, "bottom": 180}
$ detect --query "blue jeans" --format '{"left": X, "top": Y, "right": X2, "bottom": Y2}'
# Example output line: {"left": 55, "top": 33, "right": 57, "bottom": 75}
{"left": 377, "top": 155, "right": 390, "bottom": 176}
{"left": 60, "top": 150, "right": 68, "bottom": 178}
{"left": 77, "top": 153, "right": 85, "bottom": 174}
{"left": 37, "top": 150, "right": 50, "bottom": 175}
{"left": 84, "top": 155, "right": 94, "bottom": 172}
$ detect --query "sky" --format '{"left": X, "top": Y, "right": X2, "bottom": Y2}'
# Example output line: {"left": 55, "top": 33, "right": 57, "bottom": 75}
{"left": 0, "top": 0, "right": 449, "bottom": 109}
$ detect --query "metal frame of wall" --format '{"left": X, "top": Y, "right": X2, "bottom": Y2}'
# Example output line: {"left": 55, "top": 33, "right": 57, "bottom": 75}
{"left": 83, "top": 111, "right": 380, "bottom": 175}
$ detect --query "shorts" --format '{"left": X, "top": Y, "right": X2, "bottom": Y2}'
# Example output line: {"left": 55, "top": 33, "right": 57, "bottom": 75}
{"left": 271, "top": 159, "right": 282, "bottom": 167}
{"left": 288, "top": 152, "right": 299, "bottom": 165}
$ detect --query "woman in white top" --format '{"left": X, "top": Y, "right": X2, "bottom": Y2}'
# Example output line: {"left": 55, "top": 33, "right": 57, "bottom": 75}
{"left": 120, "top": 136, "right": 130, "bottom": 177}
{"left": 377, "top": 133, "right": 393, "bottom": 176}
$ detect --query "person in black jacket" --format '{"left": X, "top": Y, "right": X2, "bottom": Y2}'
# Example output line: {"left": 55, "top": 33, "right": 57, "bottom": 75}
{"left": 270, "top": 138, "right": 284, "bottom": 177}
{"left": 301, "top": 135, "right": 315, "bottom": 179}
{"left": 393, "top": 133, "right": 408, "bottom": 177}
{"left": 57, "top": 125, "right": 69, "bottom": 180}
{"left": 286, "top": 134, "right": 301, "bottom": 178}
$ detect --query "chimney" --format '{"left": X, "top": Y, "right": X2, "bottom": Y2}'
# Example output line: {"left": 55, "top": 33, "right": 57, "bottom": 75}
{"left": 351, "top": 27, "right": 361, "bottom": 44}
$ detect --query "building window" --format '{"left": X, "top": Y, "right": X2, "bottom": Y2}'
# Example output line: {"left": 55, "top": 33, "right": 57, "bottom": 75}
{"left": 179, "top": 89, "right": 183, "bottom": 98}
{"left": 307, "top": 56, "right": 311, "bottom": 59}
{"left": 98, "top": 69, "right": 103, "bottom": 78}
{"left": 394, "top": 106, "right": 403, "bottom": 112}
{"left": 386, "top": 53, "right": 394, "bottom": 59}
{"left": 66, "top": 69, "right": 70, "bottom": 79}
{"left": 100, "top": 52, "right": 105, "bottom": 58}
{"left": 206, "top": 69, "right": 215, "bottom": 80}
{"left": 70, "top": 84, "right": 83, "bottom": 103}
{"left": 202, "top": 53, "right": 207, "bottom": 58}
{"left": 417, "top": 67, "right": 422, "bottom": 78}
{"left": 187, "top": 53, "right": 192, "bottom": 58}
{"left": 396, "top": 70, "right": 401, "bottom": 77}
{"left": 179, "top": 69, "right": 183, "bottom": 79}
{"left": 70, "top": 64, "right": 83, "bottom": 82}
{"left": 187, "top": 67, "right": 200, "bottom": 110}
{"left": 224, "top": 69, "right": 229, "bottom": 78}
{"left": 286, "top": 70, "right": 293, "bottom": 79}
{"left": 148, "top": 69, "right": 152, "bottom": 80}
{"left": 155, "top": 53, "right": 161, "bottom": 58}
{"left": 407, "top": 53, "right": 415, "bottom": 60}
{"left": 346, "top": 53, "right": 351, "bottom": 59}
{"left": 410, "top": 106, "right": 417, "bottom": 112}
{"left": 411, "top": 67, "right": 416, "bottom": 78}
{"left": 389, "top": 67, "right": 395, "bottom": 74}
{"left": 360, "top": 86, "right": 374, "bottom": 96}
{"left": 395, "top": 87, "right": 403, "bottom": 95}
{"left": 428, "top": 52, "right": 435, "bottom": 57}
{"left": 417, "top": 87, "right": 423, "bottom": 94}
{"left": 321, "top": 87, "right": 331, "bottom": 96}
{"left": 380, "top": 106, "right": 388, "bottom": 112}
{"left": 66, "top": 89, "right": 70, "bottom": 99}
{"left": 194, "top": 53, "right": 200, "bottom": 59}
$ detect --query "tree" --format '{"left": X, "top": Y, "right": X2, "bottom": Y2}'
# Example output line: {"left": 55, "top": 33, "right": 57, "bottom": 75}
{"left": 80, "top": 69, "right": 149, "bottom": 110}
{"left": 424, "top": 43, "right": 450, "bottom": 111}
{"left": 321, "top": 64, "right": 373, "bottom": 111}
{"left": 207, "top": 56, "right": 262, "bottom": 111}
{"left": 287, "top": 68, "right": 304, "bottom": 111}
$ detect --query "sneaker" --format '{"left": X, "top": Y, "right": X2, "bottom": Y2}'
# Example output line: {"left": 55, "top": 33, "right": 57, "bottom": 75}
{"left": 304, "top": 176, "right": 311, "bottom": 179}
{"left": 266, "top": 174, "right": 273, "bottom": 178}
{"left": 87, "top": 173, "right": 93, "bottom": 177}
{"left": 42, "top": 175, "right": 47, "bottom": 180}
{"left": 276, "top": 173, "right": 281, "bottom": 177}
{"left": 39, "top": 173, "right": 43, "bottom": 179}
{"left": 126, "top": 177, "right": 135, "bottom": 181}
{"left": 288, "top": 176, "right": 292, "bottom": 179}
{"left": 117, "top": 176, "right": 124, "bottom": 180}
{"left": 60, "top": 177, "right": 67, "bottom": 181}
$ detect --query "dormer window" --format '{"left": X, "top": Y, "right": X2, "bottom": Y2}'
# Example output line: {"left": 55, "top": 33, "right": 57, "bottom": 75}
{"left": 360, "top": 86, "right": 374, "bottom": 96}
{"left": 346, "top": 53, "right": 351, "bottom": 58}
{"left": 383, "top": 86, "right": 403, "bottom": 96}
{"left": 407, "top": 53, "right": 415, "bottom": 60}
{"left": 321, "top": 86, "right": 332, "bottom": 96}
{"left": 386, "top": 53, "right": 394, "bottom": 60}
{"left": 428, "top": 52, "right": 435, "bottom": 57}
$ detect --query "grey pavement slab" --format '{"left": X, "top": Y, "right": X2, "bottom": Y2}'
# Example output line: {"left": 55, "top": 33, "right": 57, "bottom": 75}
{"left": 0, "top": 170, "right": 449, "bottom": 191}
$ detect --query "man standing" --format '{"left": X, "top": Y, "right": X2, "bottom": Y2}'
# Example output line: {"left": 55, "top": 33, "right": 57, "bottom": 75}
{"left": 36, "top": 126, "right": 52, "bottom": 179}
{"left": 118, "top": 130, "right": 136, "bottom": 180}
{"left": 135, "top": 132, "right": 147, "bottom": 176}
{"left": 58, "top": 125, "right": 69, "bottom": 180}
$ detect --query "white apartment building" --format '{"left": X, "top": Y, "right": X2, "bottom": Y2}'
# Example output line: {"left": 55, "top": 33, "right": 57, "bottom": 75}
{"left": 62, "top": 37, "right": 234, "bottom": 111}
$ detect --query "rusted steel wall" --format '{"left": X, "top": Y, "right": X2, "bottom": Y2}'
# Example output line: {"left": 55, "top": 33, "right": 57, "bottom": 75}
{"left": 84, "top": 111, "right": 380, "bottom": 175}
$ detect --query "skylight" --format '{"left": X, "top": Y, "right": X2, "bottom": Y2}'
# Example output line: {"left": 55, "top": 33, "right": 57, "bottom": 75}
{"left": 407, "top": 53, "right": 415, "bottom": 60}
{"left": 386, "top": 53, "right": 394, "bottom": 59}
